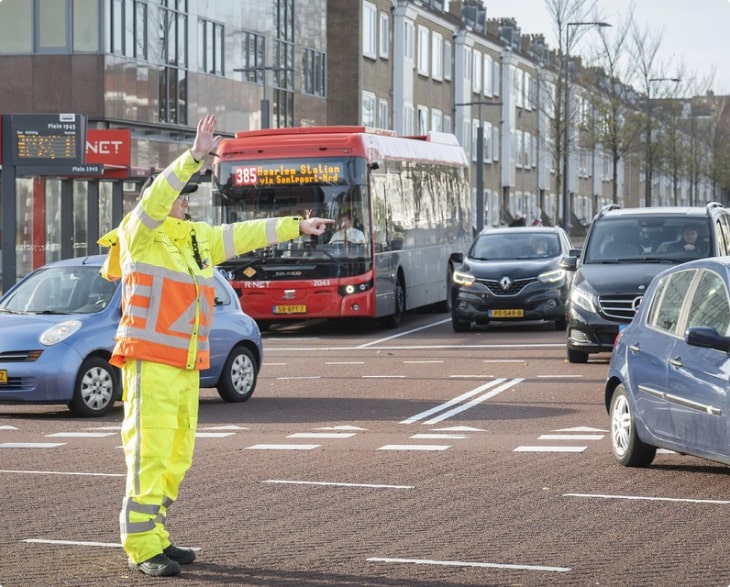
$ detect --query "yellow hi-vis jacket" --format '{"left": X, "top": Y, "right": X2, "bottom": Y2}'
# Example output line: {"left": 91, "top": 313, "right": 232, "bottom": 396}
{"left": 98, "top": 149, "right": 301, "bottom": 371}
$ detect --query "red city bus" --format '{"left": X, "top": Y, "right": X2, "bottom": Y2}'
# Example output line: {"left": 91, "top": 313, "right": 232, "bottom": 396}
{"left": 213, "top": 126, "right": 473, "bottom": 329}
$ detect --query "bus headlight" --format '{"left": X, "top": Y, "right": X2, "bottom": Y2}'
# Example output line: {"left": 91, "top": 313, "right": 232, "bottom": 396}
{"left": 338, "top": 280, "right": 373, "bottom": 296}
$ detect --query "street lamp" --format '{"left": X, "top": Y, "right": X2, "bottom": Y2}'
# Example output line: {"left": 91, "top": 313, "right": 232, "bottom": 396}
{"left": 456, "top": 100, "right": 502, "bottom": 232}
{"left": 562, "top": 21, "right": 611, "bottom": 233}
{"left": 645, "top": 77, "right": 680, "bottom": 206}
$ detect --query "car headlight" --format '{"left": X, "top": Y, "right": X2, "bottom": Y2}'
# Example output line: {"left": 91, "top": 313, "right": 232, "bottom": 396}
{"left": 570, "top": 286, "right": 598, "bottom": 313}
{"left": 537, "top": 269, "right": 565, "bottom": 285}
{"left": 453, "top": 270, "right": 476, "bottom": 287}
{"left": 40, "top": 320, "right": 82, "bottom": 346}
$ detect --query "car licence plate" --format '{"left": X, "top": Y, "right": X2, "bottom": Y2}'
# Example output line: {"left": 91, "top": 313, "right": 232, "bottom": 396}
{"left": 489, "top": 309, "right": 524, "bottom": 318}
{"left": 273, "top": 304, "right": 307, "bottom": 315}
{"left": 0, "top": 370, "right": 7, "bottom": 384}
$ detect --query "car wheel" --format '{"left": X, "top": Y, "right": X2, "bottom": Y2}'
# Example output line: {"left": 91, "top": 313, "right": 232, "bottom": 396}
{"left": 384, "top": 276, "right": 405, "bottom": 329}
{"left": 217, "top": 346, "right": 258, "bottom": 402}
{"left": 555, "top": 316, "right": 567, "bottom": 330}
{"left": 567, "top": 347, "right": 589, "bottom": 363}
{"left": 68, "top": 356, "right": 118, "bottom": 417}
{"left": 609, "top": 384, "right": 656, "bottom": 467}
{"left": 452, "top": 315, "right": 471, "bottom": 332}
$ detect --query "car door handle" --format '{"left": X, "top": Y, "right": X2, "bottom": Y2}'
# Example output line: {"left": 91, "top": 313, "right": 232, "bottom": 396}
{"left": 628, "top": 343, "right": 640, "bottom": 353}
{"left": 669, "top": 357, "right": 683, "bottom": 368}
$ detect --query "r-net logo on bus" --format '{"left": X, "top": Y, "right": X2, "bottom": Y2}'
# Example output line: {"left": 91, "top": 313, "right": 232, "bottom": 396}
{"left": 233, "top": 162, "right": 344, "bottom": 186}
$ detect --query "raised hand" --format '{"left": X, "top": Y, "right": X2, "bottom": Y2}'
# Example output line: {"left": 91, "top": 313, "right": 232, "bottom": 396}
{"left": 192, "top": 114, "right": 222, "bottom": 161}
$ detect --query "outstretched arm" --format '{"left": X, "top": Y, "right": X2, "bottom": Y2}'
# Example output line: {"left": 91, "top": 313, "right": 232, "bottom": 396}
{"left": 299, "top": 217, "right": 334, "bottom": 235}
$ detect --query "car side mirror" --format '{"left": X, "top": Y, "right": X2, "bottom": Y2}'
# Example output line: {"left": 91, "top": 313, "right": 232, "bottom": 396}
{"left": 685, "top": 326, "right": 730, "bottom": 352}
{"left": 451, "top": 252, "right": 464, "bottom": 264}
{"left": 560, "top": 255, "right": 578, "bottom": 271}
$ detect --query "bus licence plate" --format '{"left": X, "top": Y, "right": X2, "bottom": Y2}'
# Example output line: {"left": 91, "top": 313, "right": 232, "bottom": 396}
{"left": 273, "top": 304, "right": 307, "bottom": 315}
{"left": 0, "top": 370, "right": 7, "bottom": 384}
{"left": 489, "top": 309, "right": 524, "bottom": 318}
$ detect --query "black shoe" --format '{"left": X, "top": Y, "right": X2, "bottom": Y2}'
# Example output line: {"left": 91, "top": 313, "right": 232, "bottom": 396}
{"left": 128, "top": 553, "right": 181, "bottom": 576}
{"left": 164, "top": 544, "right": 197, "bottom": 565}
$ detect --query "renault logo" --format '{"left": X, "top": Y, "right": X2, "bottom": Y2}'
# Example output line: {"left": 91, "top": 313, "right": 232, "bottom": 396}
{"left": 283, "top": 289, "right": 297, "bottom": 300}
{"left": 500, "top": 276, "right": 512, "bottom": 291}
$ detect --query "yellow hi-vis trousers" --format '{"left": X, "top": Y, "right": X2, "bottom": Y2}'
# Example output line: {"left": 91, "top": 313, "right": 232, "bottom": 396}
{"left": 119, "top": 359, "right": 199, "bottom": 564}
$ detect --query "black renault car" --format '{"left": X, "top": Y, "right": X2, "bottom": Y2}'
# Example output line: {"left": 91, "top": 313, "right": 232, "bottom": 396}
{"left": 450, "top": 226, "right": 573, "bottom": 332}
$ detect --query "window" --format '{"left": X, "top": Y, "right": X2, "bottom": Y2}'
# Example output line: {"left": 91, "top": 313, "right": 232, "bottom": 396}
{"left": 417, "top": 25, "right": 429, "bottom": 76}
{"left": 472, "top": 51, "right": 481, "bottom": 94}
{"left": 443, "top": 115, "right": 452, "bottom": 133}
{"left": 443, "top": 40, "right": 451, "bottom": 80}
{"left": 198, "top": 18, "right": 223, "bottom": 75}
{"left": 431, "top": 109, "right": 442, "bottom": 132}
{"left": 36, "top": 0, "right": 70, "bottom": 53}
{"left": 647, "top": 270, "right": 695, "bottom": 334}
{"left": 464, "top": 46, "right": 472, "bottom": 85}
{"left": 378, "top": 98, "right": 389, "bottom": 129}
{"left": 484, "top": 55, "right": 492, "bottom": 96}
{"left": 686, "top": 271, "right": 730, "bottom": 335}
{"left": 379, "top": 11, "right": 389, "bottom": 58}
{"left": 363, "top": 1, "right": 376, "bottom": 59}
{"left": 157, "top": 0, "right": 189, "bottom": 125}
{"left": 404, "top": 20, "right": 415, "bottom": 63}
{"left": 273, "top": 0, "right": 294, "bottom": 128}
{"left": 241, "top": 31, "right": 265, "bottom": 84}
{"left": 431, "top": 31, "right": 443, "bottom": 81}
{"left": 362, "top": 91, "right": 376, "bottom": 127}
{"left": 417, "top": 105, "right": 429, "bottom": 134}
{"left": 302, "top": 48, "right": 326, "bottom": 96}
{"left": 403, "top": 103, "right": 415, "bottom": 135}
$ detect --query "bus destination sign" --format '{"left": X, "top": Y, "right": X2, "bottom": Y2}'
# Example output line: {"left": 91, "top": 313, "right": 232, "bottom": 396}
{"left": 11, "top": 113, "right": 87, "bottom": 166}
{"left": 233, "top": 162, "right": 343, "bottom": 186}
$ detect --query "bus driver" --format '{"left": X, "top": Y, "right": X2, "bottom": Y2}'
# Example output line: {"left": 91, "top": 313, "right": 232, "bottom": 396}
{"left": 328, "top": 212, "right": 366, "bottom": 249}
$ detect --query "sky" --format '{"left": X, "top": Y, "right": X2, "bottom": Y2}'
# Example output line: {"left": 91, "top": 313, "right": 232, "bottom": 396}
{"left": 484, "top": 0, "right": 730, "bottom": 95}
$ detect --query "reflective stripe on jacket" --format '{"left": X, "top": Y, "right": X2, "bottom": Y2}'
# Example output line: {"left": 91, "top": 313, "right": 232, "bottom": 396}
{"left": 103, "top": 149, "right": 301, "bottom": 370}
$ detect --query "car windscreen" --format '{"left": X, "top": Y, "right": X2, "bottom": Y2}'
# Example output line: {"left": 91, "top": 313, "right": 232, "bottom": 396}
{"left": 585, "top": 217, "right": 710, "bottom": 262}
{"left": 0, "top": 266, "right": 119, "bottom": 314}
{"left": 469, "top": 232, "right": 561, "bottom": 260}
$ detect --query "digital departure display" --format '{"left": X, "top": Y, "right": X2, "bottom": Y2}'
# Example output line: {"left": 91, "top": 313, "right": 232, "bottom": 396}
{"left": 232, "top": 162, "right": 344, "bottom": 186}
{"left": 11, "top": 113, "right": 86, "bottom": 165}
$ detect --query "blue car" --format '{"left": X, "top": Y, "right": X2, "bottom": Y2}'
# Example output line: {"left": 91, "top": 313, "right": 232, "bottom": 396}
{"left": 605, "top": 256, "right": 730, "bottom": 467}
{"left": 0, "top": 255, "right": 263, "bottom": 417}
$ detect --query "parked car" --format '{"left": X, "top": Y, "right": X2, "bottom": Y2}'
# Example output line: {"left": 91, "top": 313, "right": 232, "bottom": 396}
{"left": 562, "top": 202, "right": 730, "bottom": 363}
{"left": 606, "top": 256, "right": 730, "bottom": 467}
{"left": 0, "top": 255, "right": 263, "bottom": 417}
{"left": 450, "top": 226, "right": 573, "bottom": 332}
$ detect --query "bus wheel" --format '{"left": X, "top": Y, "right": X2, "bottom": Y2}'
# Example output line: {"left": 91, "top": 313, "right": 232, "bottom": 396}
{"left": 384, "top": 276, "right": 405, "bottom": 329}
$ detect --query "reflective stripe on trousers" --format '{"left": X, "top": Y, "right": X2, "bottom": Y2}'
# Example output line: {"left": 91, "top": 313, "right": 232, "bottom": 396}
{"left": 119, "top": 359, "right": 200, "bottom": 564}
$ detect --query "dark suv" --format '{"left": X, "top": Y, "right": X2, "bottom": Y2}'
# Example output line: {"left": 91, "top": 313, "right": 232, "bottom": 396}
{"left": 561, "top": 203, "right": 730, "bottom": 363}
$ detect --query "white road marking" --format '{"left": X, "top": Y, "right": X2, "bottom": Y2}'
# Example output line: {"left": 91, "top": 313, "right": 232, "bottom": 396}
{"left": 403, "top": 360, "right": 444, "bottom": 364}
{"left": 23, "top": 538, "right": 201, "bottom": 552}
{"left": 423, "top": 378, "right": 524, "bottom": 425}
{"left": 276, "top": 376, "right": 322, "bottom": 380}
{"left": 401, "top": 378, "right": 508, "bottom": 424}
{"left": 316, "top": 425, "right": 367, "bottom": 430}
{"left": 555, "top": 426, "right": 607, "bottom": 432}
{"left": 264, "top": 479, "right": 413, "bottom": 489}
{"left": 363, "top": 375, "right": 406, "bottom": 378}
{"left": 378, "top": 445, "right": 451, "bottom": 451}
{"left": 410, "top": 433, "right": 466, "bottom": 440}
{"left": 0, "top": 425, "right": 18, "bottom": 430}
{"left": 514, "top": 446, "right": 587, "bottom": 452}
{"left": 195, "top": 432, "right": 237, "bottom": 438}
{"left": 357, "top": 319, "right": 452, "bottom": 348}
{"left": 0, "top": 443, "right": 65, "bottom": 448}
{"left": 198, "top": 425, "right": 248, "bottom": 430}
{"left": 368, "top": 557, "right": 571, "bottom": 573}
{"left": 434, "top": 426, "right": 486, "bottom": 431}
{"left": 325, "top": 361, "right": 365, "bottom": 365}
{"left": 85, "top": 426, "right": 121, "bottom": 431}
{"left": 263, "top": 362, "right": 287, "bottom": 366}
{"left": 287, "top": 432, "right": 356, "bottom": 439}
{"left": 566, "top": 493, "right": 730, "bottom": 505}
{"left": 0, "top": 469, "right": 123, "bottom": 477}
{"left": 539, "top": 434, "right": 604, "bottom": 441}
{"left": 449, "top": 374, "right": 497, "bottom": 378}
{"left": 46, "top": 432, "right": 116, "bottom": 438}
{"left": 247, "top": 444, "right": 320, "bottom": 450}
